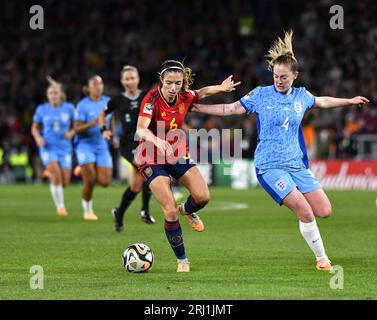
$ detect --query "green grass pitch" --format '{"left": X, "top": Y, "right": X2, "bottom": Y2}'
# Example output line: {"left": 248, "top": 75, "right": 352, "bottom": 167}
{"left": 0, "top": 184, "right": 376, "bottom": 300}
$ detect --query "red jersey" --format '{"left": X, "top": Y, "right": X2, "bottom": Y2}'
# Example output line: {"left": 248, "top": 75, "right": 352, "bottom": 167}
{"left": 135, "top": 86, "right": 199, "bottom": 167}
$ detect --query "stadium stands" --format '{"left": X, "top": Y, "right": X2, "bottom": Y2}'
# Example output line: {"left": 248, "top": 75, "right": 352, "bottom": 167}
{"left": 0, "top": 0, "right": 376, "bottom": 182}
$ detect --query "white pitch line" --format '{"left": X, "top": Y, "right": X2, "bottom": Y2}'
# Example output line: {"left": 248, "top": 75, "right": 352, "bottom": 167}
{"left": 202, "top": 201, "right": 249, "bottom": 211}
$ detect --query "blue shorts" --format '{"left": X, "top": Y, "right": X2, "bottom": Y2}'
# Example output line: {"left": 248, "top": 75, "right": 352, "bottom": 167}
{"left": 39, "top": 147, "right": 72, "bottom": 169}
{"left": 140, "top": 159, "right": 196, "bottom": 185}
{"left": 257, "top": 167, "right": 322, "bottom": 205}
{"left": 75, "top": 144, "right": 112, "bottom": 168}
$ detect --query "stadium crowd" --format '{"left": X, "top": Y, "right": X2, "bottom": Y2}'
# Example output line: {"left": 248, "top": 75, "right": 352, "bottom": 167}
{"left": 0, "top": 0, "right": 376, "bottom": 182}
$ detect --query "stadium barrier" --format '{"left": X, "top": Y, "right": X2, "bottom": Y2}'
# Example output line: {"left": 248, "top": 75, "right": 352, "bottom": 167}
{"left": 212, "top": 160, "right": 377, "bottom": 190}
{"left": 310, "top": 160, "right": 377, "bottom": 190}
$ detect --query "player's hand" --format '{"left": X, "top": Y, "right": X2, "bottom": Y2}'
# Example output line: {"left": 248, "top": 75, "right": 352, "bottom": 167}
{"left": 112, "top": 137, "right": 120, "bottom": 149}
{"left": 91, "top": 118, "right": 99, "bottom": 126}
{"left": 155, "top": 138, "right": 173, "bottom": 156}
{"left": 102, "top": 130, "right": 112, "bottom": 141}
{"left": 64, "top": 130, "right": 75, "bottom": 140}
{"left": 36, "top": 137, "right": 45, "bottom": 148}
{"left": 349, "top": 96, "right": 369, "bottom": 107}
{"left": 220, "top": 75, "right": 241, "bottom": 92}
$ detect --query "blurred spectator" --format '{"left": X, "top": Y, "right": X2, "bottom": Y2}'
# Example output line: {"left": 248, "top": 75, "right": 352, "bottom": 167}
{"left": 0, "top": 0, "right": 376, "bottom": 182}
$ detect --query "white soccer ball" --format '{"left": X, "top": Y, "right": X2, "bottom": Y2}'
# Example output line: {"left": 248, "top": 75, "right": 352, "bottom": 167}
{"left": 123, "top": 243, "right": 154, "bottom": 273}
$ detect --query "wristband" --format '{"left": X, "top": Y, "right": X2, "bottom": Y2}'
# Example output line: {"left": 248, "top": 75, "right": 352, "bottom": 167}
{"left": 100, "top": 126, "right": 107, "bottom": 133}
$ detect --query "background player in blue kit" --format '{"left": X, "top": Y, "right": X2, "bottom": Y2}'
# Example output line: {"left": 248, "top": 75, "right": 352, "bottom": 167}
{"left": 74, "top": 75, "right": 112, "bottom": 221}
{"left": 191, "top": 30, "right": 369, "bottom": 271}
{"left": 31, "top": 77, "right": 75, "bottom": 217}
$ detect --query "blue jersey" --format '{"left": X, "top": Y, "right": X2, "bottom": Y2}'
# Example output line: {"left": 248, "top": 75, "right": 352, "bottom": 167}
{"left": 74, "top": 96, "right": 110, "bottom": 147}
{"left": 240, "top": 85, "right": 316, "bottom": 172}
{"left": 33, "top": 102, "right": 75, "bottom": 150}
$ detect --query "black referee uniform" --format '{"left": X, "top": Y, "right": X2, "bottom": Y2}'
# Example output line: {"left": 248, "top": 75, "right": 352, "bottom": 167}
{"left": 105, "top": 90, "right": 155, "bottom": 230}
{"left": 105, "top": 91, "right": 146, "bottom": 166}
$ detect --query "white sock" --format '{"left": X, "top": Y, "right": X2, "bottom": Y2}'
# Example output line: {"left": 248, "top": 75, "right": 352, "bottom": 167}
{"left": 56, "top": 185, "right": 65, "bottom": 210}
{"left": 50, "top": 184, "right": 65, "bottom": 210}
{"left": 82, "top": 199, "right": 93, "bottom": 214}
{"left": 299, "top": 220, "right": 327, "bottom": 261}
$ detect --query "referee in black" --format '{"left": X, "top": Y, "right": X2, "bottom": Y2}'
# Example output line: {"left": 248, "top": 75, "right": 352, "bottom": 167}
{"left": 99, "top": 65, "right": 155, "bottom": 232}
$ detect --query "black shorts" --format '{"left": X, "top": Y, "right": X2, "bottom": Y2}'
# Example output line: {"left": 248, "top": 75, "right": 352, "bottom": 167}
{"left": 119, "top": 145, "right": 138, "bottom": 170}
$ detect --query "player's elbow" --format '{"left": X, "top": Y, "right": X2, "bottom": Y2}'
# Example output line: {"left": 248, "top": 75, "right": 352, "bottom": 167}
{"left": 230, "top": 102, "right": 246, "bottom": 115}
{"left": 135, "top": 128, "right": 144, "bottom": 141}
{"left": 99, "top": 111, "right": 106, "bottom": 124}
{"left": 136, "top": 127, "right": 149, "bottom": 141}
{"left": 31, "top": 123, "right": 38, "bottom": 136}
{"left": 73, "top": 122, "right": 79, "bottom": 132}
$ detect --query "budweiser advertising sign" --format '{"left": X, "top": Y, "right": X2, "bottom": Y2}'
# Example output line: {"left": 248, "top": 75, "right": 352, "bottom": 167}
{"left": 310, "top": 161, "right": 377, "bottom": 190}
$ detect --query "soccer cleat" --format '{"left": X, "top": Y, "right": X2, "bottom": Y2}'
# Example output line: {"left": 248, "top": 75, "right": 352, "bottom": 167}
{"left": 140, "top": 210, "right": 156, "bottom": 224}
{"left": 177, "top": 258, "right": 190, "bottom": 272}
{"left": 111, "top": 208, "right": 123, "bottom": 232}
{"left": 73, "top": 166, "right": 82, "bottom": 177}
{"left": 316, "top": 257, "right": 333, "bottom": 271}
{"left": 83, "top": 212, "right": 98, "bottom": 221}
{"left": 57, "top": 208, "right": 68, "bottom": 217}
{"left": 178, "top": 204, "right": 205, "bottom": 232}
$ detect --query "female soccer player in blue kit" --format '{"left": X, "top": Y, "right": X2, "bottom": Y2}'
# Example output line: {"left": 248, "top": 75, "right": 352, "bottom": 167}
{"left": 31, "top": 77, "right": 75, "bottom": 217}
{"left": 74, "top": 75, "right": 112, "bottom": 221}
{"left": 191, "top": 31, "right": 369, "bottom": 271}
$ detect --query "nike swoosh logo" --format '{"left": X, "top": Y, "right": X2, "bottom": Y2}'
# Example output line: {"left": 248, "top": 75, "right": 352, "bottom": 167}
{"left": 312, "top": 238, "right": 320, "bottom": 243}
{"left": 266, "top": 106, "right": 275, "bottom": 109}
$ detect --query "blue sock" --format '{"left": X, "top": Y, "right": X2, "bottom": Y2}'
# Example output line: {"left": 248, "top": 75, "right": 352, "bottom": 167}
{"left": 164, "top": 219, "right": 186, "bottom": 260}
{"left": 183, "top": 195, "right": 205, "bottom": 214}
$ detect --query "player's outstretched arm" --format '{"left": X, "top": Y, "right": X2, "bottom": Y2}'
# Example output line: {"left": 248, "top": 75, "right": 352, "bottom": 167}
{"left": 191, "top": 101, "right": 246, "bottom": 116}
{"left": 195, "top": 75, "right": 241, "bottom": 100}
{"left": 136, "top": 116, "right": 173, "bottom": 155}
{"left": 315, "top": 96, "right": 369, "bottom": 109}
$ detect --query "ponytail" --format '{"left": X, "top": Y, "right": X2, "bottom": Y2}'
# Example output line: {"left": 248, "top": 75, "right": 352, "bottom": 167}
{"left": 182, "top": 67, "right": 194, "bottom": 92}
{"left": 46, "top": 75, "right": 66, "bottom": 101}
{"left": 265, "top": 30, "right": 298, "bottom": 72}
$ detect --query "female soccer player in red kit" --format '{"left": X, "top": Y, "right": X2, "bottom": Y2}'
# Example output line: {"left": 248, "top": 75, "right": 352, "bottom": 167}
{"left": 135, "top": 60, "right": 240, "bottom": 272}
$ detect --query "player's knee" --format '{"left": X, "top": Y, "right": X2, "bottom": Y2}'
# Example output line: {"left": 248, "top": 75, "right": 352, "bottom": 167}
{"left": 130, "top": 183, "right": 142, "bottom": 193}
{"left": 99, "top": 182, "right": 110, "bottom": 187}
{"left": 298, "top": 210, "right": 315, "bottom": 223}
{"left": 194, "top": 192, "right": 210, "bottom": 207}
{"left": 163, "top": 205, "right": 178, "bottom": 220}
{"left": 98, "top": 178, "right": 111, "bottom": 187}
{"left": 49, "top": 170, "right": 61, "bottom": 183}
{"left": 318, "top": 204, "right": 332, "bottom": 219}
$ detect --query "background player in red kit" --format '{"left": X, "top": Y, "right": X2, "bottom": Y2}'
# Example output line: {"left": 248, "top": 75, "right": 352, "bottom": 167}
{"left": 135, "top": 60, "right": 240, "bottom": 272}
